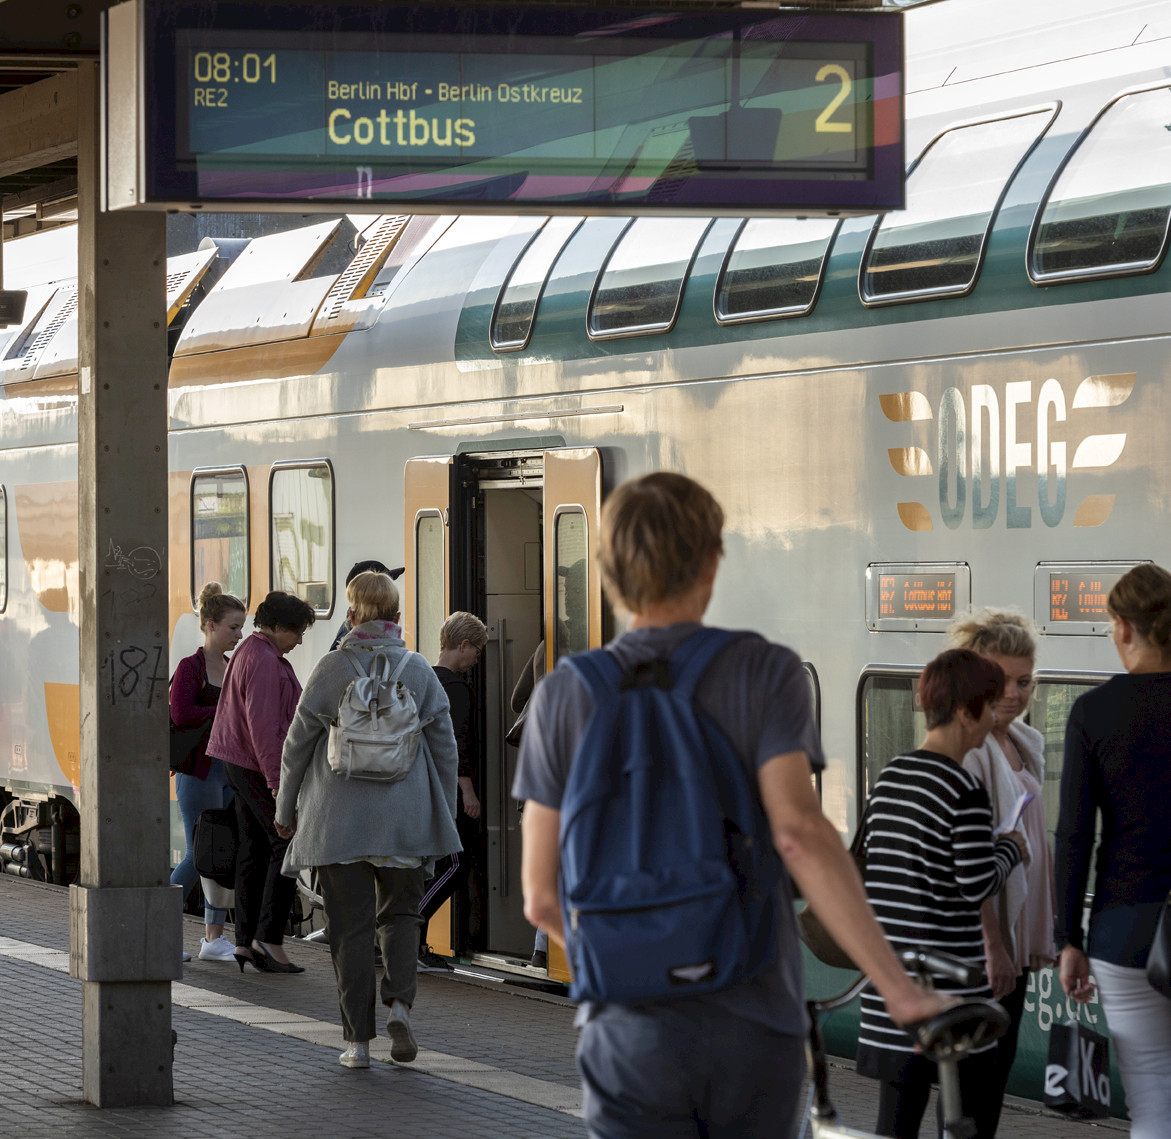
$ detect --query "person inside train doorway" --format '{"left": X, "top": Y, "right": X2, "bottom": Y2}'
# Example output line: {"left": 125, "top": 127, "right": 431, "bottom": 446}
{"left": 419, "top": 611, "right": 489, "bottom": 970}
{"left": 513, "top": 471, "right": 953, "bottom": 1139}
{"left": 330, "top": 560, "right": 405, "bottom": 651}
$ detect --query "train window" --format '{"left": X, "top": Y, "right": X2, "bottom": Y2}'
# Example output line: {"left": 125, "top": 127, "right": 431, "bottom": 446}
{"left": 857, "top": 669, "right": 924, "bottom": 799}
{"left": 587, "top": 218, "right": 712, "bottom": 339}
{"left": 715, "top": 219, "right": 837, "bottom": 323}
{"left": 415, "top": 511, "right": 444, "bottom": 665}
{"left": 269, "top": 461, "right": 334, "bottom": 615}
{"left": 862, "top": 108, "right": 1054, "bottom": 303}
{"left": 1031, "top": 674, "right": 1107, "bottom": 848}
{"left": 553, "top": 508, "right": 588, "bottom": 662}
{"left": 1031, "top": 86, "right": 1171, "bottom": 282}
{"left": 0, "top": 485, "right": 6, "bottom": 613}
{"left": 491, "top": 217, "right": 584, "bottom": 351}
{"left": 191, "top": 468, "right": 249, "bottom": 607}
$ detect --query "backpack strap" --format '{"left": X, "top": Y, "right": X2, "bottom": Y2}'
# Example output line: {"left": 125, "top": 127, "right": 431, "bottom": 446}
{"left": 564, "top": 647, "right": 624, "bottom": 706}
{"left": 566, "top": 628, "right": 744, "bottom": 702}
{"left": 387, "top": 651, "right": 412, "bottom": 686}
{"left": 668, "top": 627, "right": 744, "bottom": 699}
{"left": 338, "top": 646, "right": 366, "bottom": 681}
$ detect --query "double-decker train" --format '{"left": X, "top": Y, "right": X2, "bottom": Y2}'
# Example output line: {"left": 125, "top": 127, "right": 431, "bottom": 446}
{"left": 2, "top": 0, "right": 1167, "bottom": 1110}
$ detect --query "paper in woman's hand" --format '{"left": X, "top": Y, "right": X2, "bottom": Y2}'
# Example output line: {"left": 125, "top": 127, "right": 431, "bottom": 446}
{"left": 994, "top": 791, "right": 1035, "bottom": 837}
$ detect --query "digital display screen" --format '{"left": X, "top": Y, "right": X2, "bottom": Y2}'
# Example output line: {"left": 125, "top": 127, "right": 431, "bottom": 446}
{"left": 1048, "top": 572, "right": 1125, "bottom": 624}
{"left": 877, "top": 573, "right": 957, "bottom": 621}
{"left": 131, "top": 3, "right": 905, "bottom": 214}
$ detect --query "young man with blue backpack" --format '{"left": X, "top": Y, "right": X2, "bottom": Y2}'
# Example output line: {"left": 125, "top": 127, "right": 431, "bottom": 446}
{"left": 513, "top": 471, "right": 952, "bottom": 1139}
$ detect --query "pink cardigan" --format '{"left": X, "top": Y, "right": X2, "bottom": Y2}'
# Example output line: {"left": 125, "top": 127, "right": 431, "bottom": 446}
{"left": 206, "top": 632, "right": 302, "bottom": 790}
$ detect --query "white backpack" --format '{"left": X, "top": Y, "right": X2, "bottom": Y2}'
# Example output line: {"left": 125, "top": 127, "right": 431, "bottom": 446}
{"left": 327, "top": 648, "right": 431, "bottom": 782}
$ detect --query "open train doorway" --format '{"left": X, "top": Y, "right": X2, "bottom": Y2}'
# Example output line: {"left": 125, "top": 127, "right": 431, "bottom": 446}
{"left": 403, "top": 446, "right": 602, "bottom": 979}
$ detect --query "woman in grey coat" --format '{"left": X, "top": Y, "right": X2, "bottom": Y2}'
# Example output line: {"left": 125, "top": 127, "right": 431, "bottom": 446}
{"left": 275, "top": 571, "right": 460, "bottom": 1070}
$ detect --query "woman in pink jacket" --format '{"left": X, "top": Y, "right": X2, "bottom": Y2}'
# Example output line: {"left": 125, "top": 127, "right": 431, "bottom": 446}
{"left": 207, "top": 590, "right": 315, "bottom": 973}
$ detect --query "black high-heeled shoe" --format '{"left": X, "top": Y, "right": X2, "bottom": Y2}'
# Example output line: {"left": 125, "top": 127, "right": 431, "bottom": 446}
{"left": 251, "top": 941, "right": 305, "bottom": 974}
{"left": 234, "top": 950, "right": 254, "bottom": 973}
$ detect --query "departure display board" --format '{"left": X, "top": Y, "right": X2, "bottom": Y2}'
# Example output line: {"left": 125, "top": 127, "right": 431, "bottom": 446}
{"left": 1047, "top": 573, "right": 1119, "bottom": 624}
{"left": 107, "top": 1, "right": 905, "bottom": 215}
{"left": 1034, "top": 562, "right": 1145, "bottom": 635}
{"left": 879, "top": 572, "right": 957, "bottom": 620}
{"left": 866, "top": 563, "right": 970, "bottom": 632}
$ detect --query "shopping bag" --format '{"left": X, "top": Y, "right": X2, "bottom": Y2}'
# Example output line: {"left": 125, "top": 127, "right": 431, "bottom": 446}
{"left": 1043, "top": 1020, "right": 1111, "bottom": 1119}
{"left": 200, "top": 875, "right": 235, "bottom": 912}
{"left": 192, "top": 805, "right": 238, "bottom": 890}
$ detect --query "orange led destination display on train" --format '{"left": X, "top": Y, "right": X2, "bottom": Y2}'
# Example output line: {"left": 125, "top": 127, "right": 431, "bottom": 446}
{"left": 1048, "top": 573, "right": 1124, "bottom": 623}
{"left": 878, "top": 574, "right": 956, "bottom": 619}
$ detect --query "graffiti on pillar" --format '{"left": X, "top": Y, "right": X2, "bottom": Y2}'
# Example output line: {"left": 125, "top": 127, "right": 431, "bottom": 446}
{"left": 100, "top": 644, "right": 169, "bottom": 707}
{"left": 104, "top": 540, "right": 162, "bottom": 580}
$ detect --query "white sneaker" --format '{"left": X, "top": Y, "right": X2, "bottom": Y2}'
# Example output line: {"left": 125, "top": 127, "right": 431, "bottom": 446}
{"left": 386, "top": 999, "right": 417, "bottom": 1063}
{"left": 198, "top": 935, "right": 238, "bottom": 962}
{"left": 181, "top": 950, "right": 191, "bottom": 963}
{"left": 339, "top": 1041, "right": 370, "bottom": 1069}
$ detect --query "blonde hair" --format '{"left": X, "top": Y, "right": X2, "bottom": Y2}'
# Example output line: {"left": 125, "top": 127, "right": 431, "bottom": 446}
{"left": 947, "top": 607, "right": 1037, "bottom": 663}
{"left": 1109, "top": 563, "right": 1171, "bottom": 649}
{"left": 197, "top": 582, "right": 246, "bottom": 631}
{"left": 440, "top": 611, "right": 488, "bottom": 651}
{"left": 599, "top": 472, "right": 724, "bottom": 613}
{"left": 347, "top": 570, "right": 399, "bottom": 626}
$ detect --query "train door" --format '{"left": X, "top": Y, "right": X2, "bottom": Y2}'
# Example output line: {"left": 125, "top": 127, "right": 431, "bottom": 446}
{"left": 403, "top": 447, "right": 602, "bottom": 975}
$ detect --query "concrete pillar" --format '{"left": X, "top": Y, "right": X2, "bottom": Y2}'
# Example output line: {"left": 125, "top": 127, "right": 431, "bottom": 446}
{"left": 68, "top": 59, "right": 178, "bottom": 1108}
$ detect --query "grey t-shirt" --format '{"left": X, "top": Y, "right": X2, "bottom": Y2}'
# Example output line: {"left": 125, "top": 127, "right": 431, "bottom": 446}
{"left": 512, "top": 622, "right": 824, "bottom": 1035}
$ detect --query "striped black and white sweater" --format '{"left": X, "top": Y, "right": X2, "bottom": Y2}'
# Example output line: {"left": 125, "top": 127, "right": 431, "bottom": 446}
{"left": 856, "top": 749, "right": 1022, "bottom": 1076}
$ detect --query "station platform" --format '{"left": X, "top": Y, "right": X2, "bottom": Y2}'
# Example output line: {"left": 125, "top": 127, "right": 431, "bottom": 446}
{"left": 0, "top": 875, "right": 1128, "bottom": 1138}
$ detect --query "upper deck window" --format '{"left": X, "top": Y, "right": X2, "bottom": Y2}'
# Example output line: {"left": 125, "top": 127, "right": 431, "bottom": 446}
{"left": 587, "top": 218, "right": 712, "bottom": 339}
{"left": 861, "top": 109, "right": 1054, "bottom": 303}
{"left": 715, "top": 218, "right": 837, "bottom": 323}
{"left": 1030, "top": 86, "right": 1171, "bottom": 282}
{"left": 491, "top": 217, "right": 583, "bottom": 351}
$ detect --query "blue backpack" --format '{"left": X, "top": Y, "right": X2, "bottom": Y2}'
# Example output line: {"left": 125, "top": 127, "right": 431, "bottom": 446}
{"left": 558, "top": 626, "right": 780, "bottom": 1004}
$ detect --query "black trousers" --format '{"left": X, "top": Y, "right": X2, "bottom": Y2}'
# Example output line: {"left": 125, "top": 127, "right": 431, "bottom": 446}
{"left": 419, "top": 814, "right": 483, "bottom": 950}
{"left": 984, "top": 971, "right": 1030, "bottom": 1134}
{"left": 223, "top": 762, "right": 296, "bottom": 947}
{"left": 875, "top": 1048, "right": 1001, "bottom": 1139}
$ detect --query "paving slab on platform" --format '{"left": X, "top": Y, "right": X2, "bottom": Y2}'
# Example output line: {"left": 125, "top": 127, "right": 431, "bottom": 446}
{"left": 0, "top": 876, "right": 1128, "bottom": 1138}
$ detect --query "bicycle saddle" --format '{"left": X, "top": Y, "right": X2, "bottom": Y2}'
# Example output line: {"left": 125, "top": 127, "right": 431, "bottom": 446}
{"left": 908, "top": 999, "right": 1010, "bottom": 1061}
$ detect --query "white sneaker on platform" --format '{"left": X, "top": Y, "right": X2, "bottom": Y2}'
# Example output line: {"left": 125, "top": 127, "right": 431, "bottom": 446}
{"left": 387, "top": 999, "right": 418, "bottom": 1063}
{"left": 339, "top": 1041, "right": 370, "bottom": 1069}
{"left": 198, "top": 935, "right": 237, "bottom": 962}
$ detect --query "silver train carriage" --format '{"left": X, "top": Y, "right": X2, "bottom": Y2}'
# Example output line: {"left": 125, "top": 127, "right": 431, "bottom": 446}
{"left": 0, "top": 0, "right": 1167, "bottom": 1111}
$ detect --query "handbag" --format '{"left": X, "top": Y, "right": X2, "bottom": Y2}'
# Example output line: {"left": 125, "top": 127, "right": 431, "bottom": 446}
{"left": 169, "top": 718, "right": 212, "bottom": 776}
{"left": 504, "top": 699, "right": 530, "bottom": 748}
{"left": 1147, "top": 891, "right": 1171, "bottom": 998}
{"left": 1043, "top": 1020, "right": 1111, "bottom": 1118}
{"left": 192, "top": 805, "right": 238, "bottom": 890}
{"left": 797, "top": 802, "right": 870, "bottom": 971}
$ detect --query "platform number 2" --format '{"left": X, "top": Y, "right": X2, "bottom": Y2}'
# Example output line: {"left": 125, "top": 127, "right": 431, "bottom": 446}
{"left": 815, "top": 64, "right": 853, "bottom": 134}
